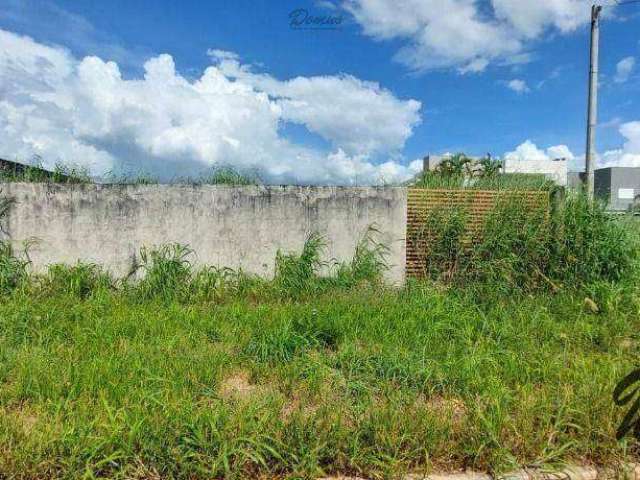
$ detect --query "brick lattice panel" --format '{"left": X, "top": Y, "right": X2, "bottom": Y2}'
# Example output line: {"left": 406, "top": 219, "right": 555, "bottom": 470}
{"left": 406, "top": 189, "right": 550, "bottom": 279}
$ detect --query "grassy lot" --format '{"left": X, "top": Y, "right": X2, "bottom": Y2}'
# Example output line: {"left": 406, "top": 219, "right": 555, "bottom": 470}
{"left": 1, "top": 193, "right": 640, "bottom": 479}
{"left": 1, "top": 281, "right": 639, "bottom": 479}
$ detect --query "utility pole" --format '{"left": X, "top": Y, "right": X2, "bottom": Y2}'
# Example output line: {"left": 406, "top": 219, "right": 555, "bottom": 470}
{"left": 585, "top": 4, "right": 602, "bottom": 200}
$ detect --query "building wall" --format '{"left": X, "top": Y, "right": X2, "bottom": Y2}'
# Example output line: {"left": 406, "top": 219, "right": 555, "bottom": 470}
{"left": 0, "top": 184, "right": 407, "bottom": 284}
{"left": 604, "top": 167, "right": 640, "bottom": 211}
{"left": 594, "top": 168, "right": 613, "bottom": 206}
{"left": 503, "top": 158, "right": 568, "bottom": 186}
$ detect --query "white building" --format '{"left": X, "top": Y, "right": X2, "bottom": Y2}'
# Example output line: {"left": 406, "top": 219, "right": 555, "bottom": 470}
{"left": 502, "top": 142, "right": 569, "bottom": 186}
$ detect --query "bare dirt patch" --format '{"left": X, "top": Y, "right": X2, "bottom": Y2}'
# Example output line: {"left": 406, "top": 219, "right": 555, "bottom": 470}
{"left": 218, "top": 370, "right": 260, "bottom": 400}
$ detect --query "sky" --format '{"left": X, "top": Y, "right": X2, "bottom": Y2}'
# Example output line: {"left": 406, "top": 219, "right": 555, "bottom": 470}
{"left": 0, "top": 0, "right": 639, "bottom": 184}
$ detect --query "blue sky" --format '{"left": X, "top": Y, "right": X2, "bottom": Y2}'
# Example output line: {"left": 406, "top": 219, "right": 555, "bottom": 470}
{"left": 0, "top": 0, "right": 639, "bottom": 183}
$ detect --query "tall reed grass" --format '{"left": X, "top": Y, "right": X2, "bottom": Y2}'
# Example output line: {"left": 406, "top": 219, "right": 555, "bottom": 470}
{"left": 416, "top": 192, "right": 639, "bottom": 293}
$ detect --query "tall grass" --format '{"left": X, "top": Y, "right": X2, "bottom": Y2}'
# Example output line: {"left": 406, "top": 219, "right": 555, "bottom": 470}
{"left": 0, "top": 161, "right": 91, "bottom": 183}
{"left": 0, "top": 194, "right": 29, "bottom": 294}
{"left": 101, "top": 166, "right": 260, "bottom": 186}
{"left": 43, "top": 263, "right": 113, "bottom": 298}
{"left": 336, "top": 226, "right": 390, "bottom": 286}
{"left": 135, "top": 243, "right": 194, "bottom": 300}
{"left": 0, "top": 241, "right": 29, "bottom": 295}
{"left": 198, "top": 166, "right": 261, "bottom": 185}
{"left": 416, "top": 192, "right": 640, "bottom": 293}
{"left": 274, "top": 233, "right": 327, "bottom": 295}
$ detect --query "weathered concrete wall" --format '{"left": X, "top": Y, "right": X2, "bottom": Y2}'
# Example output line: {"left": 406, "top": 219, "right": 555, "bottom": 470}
{"left": 0, "top": 184, "right": 407, "bottom": 284}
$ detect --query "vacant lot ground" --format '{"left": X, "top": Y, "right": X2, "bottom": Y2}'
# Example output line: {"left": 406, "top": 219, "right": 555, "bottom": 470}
{"left": 1, "top": 282, "right": 639, "bottom": 479}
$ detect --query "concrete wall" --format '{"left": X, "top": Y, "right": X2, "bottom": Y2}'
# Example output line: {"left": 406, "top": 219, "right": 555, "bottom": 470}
{"left": 503, "top": 157, "right": 568, "bottom": 186}
{"left": 0, "top": 183, "right": 407, "bottom": 284}
{"left": 595, "top": 167, "right": 640, "bottom": 211}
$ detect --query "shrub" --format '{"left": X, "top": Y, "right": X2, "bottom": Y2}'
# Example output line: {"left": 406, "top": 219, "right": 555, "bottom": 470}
{"left": 469, "top": 196, "right": 552, "bottom": 291}
{"left": 551, "top": 194, "right": 639, "bottom": 285}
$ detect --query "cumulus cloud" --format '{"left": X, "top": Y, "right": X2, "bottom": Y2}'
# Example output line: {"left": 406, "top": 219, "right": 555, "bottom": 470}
{"left": 504, "top": 140, "right": 574, "bottom": 163}
{"left": 600, "top": 121, "right": 640, "bottom": 168}
{"left": 344, "top": 0, "right": 595, "bottom": 72}
{"left": 503, "top": 140, "right": 572, "bottom": 185}
{"left": 614, "top": 56, "right": 635, "bottom": 83}
{"left": 506, "top": 79, "right": 530, "bottom": 93}
{"left": 503, "top": 122, "right": 640, "bottom": 174}
{"left": 210, "top": 50, "right": 421, "bottom": 156}
{"left": 0, "top": 29, "right": 422, "bottom": 184}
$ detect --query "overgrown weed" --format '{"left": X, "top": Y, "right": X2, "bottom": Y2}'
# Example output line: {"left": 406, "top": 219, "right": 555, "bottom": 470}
{"left": 0, "top": 241, "right": 29, "bottom": 295}
{"left": 0, "top": 201, "right": 639, "bottom": 477}
{"left": 44, "top": 263, "right": 113, "bottom": 298}
{"left": 416, "top": 191, "right": 640, "bottom": 294}
{"left": 135, "top": 243, "right": 194, "bottom": 301}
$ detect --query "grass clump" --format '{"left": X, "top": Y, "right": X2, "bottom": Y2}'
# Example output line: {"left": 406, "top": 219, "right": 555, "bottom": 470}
{"left": 199, "top": 166, "right": 260, "bottom": 185}
{"left": 135, "top": 243, "right": 194, "bottom": 300}
{"left": 416, "top": 192, "right": 639, "bottom": 293}
{"left": 0, "top": 161, "right": 91, "bottom": 184}
{"left": 0, "top": 241, "right": 29, "bottom": 295}
{"left": 274, "top": 233, "right": 326, "bottom": 295}
{"left": 44, "top": 263, "right": 113, "bottom": 298}
{"left": 273, "top": 228, "right": 390, "bottom": 297}
{"left": 336, "top": 226, "right": 389, "bottom": 287}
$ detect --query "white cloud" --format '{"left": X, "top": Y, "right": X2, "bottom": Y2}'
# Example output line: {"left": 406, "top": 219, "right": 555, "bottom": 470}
{"left": 600, "top": 121, "right": 640, "bottom": 168}
{"left": 503, "top": 140, "right": 572, "bottom": 185}
{"left": 315, "top": 0, "right": 338, "bottom": 10}
{"left": 344, "top": 0, "right": 597, "bottom": 72}
{"left": 344, "top": 0, "right": 521, "bottom": 72}
{"left": 491, "top": 0, "right": 589, "bottom": 38}
{"left": 504, "top": 140, "right": 574, "bottom": 163}
{"left": 458, "top": 58, "right": 489, "bottom": 75}
{"left": 503, "top": 122, "right": 640, "bottom": 176}
{"left": 614, "top": 56, "right": 635, "bottom": 83}
{"left": 546, "top": 144, "right": 575, "bottom": 161}
{"left": 210, "top": 51, "right": 421, "bottom": 156}
{"left": 506, "top": 79, "right": 530, "bottom": 93}
{"left": 0, "top": 29, "right": 422, "bottom": 185}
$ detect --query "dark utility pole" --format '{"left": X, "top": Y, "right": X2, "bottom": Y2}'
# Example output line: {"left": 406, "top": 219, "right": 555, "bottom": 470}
{"left": 585, "top": 4, "right": 602, "bottom": 200}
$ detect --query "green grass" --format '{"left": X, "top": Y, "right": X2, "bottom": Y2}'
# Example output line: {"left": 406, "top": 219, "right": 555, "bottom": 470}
{"left": 414, "top": 193, "right": 640, "bottom": 293}
{"left": 1, "top": 196, "right": 639, "bottom": 478}
{"left": 101, "top": 166, "right": 260, "bottom": 186}
{"left": 411, "top": 171, "right": 556, "bottom": 191}
{"left": 0, "top": 162, "right": 91, "bottom": 184}
{"left": 1, "top": 280, "right": 639, "bottom": 479}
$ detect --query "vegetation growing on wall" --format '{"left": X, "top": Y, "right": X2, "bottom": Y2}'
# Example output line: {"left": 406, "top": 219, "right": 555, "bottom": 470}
{"left": 0, "top": 161, "right": 91, "bottom": 184}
